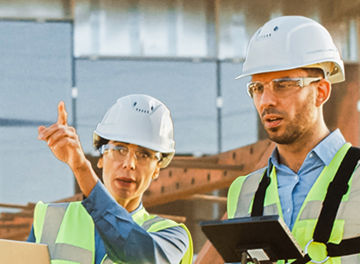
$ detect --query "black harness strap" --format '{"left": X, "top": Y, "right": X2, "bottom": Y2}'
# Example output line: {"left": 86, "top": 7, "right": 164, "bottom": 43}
{"left": 251, "top": 164, "right": 272, "bottom": 217}
{"left": 252, "top": 146, "right": 360, "bottom": 263}
{"left": 312, "top": 147, "right": 360, "bottom": 243}
{"left": 292, "top": 255, "right": 311, "bottom": 264}
{"left": 327, "top": 237, "right": 360, "bottom": 257}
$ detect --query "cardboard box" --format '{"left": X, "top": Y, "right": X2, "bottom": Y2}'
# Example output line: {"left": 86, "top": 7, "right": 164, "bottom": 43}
{"left": 0, "top": 239, "right": 50, "bottom": 264}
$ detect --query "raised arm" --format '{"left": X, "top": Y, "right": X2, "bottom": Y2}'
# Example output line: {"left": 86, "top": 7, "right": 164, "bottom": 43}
{"left": 37, "top": 101, "right": 98, "bottom": 196}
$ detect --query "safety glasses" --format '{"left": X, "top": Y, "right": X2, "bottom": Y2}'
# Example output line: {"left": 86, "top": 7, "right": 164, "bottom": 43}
{"left": 247, "top": 77, "right": 322, "bottom": 98}
{"left": 99, "top": 143, "right": 161, "bottom": 163}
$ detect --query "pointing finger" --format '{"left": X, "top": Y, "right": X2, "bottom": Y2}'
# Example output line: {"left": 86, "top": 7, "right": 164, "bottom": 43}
{"left": 57, "top": 101, "right": 68, "bottom": 126}
{"left": 38, "top": 126, "right": 46, "bottom": 140}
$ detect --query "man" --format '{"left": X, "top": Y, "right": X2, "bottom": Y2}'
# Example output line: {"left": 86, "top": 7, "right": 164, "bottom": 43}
{"left": 227, "top": 16, "right": 360, "bottom": 263}
{"left": 28, "top": 94, "right": 193, "bottom": 263}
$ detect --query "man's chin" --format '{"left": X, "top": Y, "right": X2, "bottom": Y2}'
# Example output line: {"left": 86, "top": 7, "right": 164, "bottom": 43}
{"left": 267, "top": 133, "right": 297, "bottom": 145}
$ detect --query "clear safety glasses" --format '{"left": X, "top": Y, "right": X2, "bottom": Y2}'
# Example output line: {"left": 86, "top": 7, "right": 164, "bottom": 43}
{"left": 247, "top": 77, "right": 322, "bottom": 98}
{"left": 99, "top": 143, "right": 161, "bottom": 163}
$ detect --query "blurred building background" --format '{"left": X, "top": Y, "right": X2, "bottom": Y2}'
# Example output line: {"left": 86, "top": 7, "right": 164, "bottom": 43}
{"left": 0, "top": 0, "right": 359, "bottom": 259}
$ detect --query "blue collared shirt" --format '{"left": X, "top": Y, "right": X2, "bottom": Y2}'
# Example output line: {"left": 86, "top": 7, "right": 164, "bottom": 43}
{"left": 268, "top": 129, "right": 346, "bottom": 230}
{"left": 28, "top": 181, "right": 189, "bottom": 263}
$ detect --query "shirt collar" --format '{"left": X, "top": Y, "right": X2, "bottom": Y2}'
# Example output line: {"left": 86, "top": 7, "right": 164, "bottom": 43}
{"left": 269, "top": 129, "right": 346, "bottom": 168}
{"left": 311, "top": 129, "right": 346, "bottom": 166}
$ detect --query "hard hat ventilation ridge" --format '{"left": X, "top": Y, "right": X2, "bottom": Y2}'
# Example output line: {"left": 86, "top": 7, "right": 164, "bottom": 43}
{"left": 132, "top": 101, "right": 156, "bottom": 115}
{"left": 135, "top": 108, "right": 150, "bottom": 114}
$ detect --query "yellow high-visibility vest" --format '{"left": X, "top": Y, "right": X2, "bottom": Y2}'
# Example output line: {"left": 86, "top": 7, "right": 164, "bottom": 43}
{"left": 33, "top": 201, "right": 193, "bottom": 264}
{"left": 228, "top": 143, "right": 360, "bottom": 263}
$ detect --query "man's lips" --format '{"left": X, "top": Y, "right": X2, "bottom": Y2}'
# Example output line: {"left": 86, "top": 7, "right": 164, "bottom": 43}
{"left": 261, "top": 108, "right": 285, "bottom": 129}
{"left": 262, "top": 114, "right": 283, "bottom": 129}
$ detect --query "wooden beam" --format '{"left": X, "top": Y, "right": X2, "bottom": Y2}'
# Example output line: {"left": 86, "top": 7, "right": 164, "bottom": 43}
{"left": 184, "top": 194, "right": 227, "bottom": 204}
{"left": 0, "top": 217, "right": 33, "bottom": 240}
{"left": 143, "top": 139, "right": 274, "bottom": 208}
{"left": 195, "top": 240, "right": 224, "bottom": 264}
{"left": 0, "top": 203, "right": 35, "bottom": 210}
{"left": 0, "top": 211, "right": 33, "bottom": 220}
{"left": 0, "top": 223, "right": 29, "bottom": 229}
{"left": 169, "top": 160, "right": 244, "bottom": 170}
{"left": 0, "top": 228, "right": 31, "bottom": 240}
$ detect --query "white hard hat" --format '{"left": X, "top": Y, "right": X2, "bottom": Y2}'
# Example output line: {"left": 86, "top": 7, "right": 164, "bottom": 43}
{"left": 93, "top": 94, "right": 175, "bottom": 168}
{"left": 236, "top": 16, "right": 345, "bottom": 83}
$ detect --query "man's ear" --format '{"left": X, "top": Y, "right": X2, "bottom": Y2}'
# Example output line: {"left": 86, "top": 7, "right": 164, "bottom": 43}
{"left": 97, "top": 157, "right": 103, "bottom": 169}
{"left": 152, "top": 166, "right": 160, "bottom": 180}
{"left": 315, "top": 79, "right": 331, "bottom": 107}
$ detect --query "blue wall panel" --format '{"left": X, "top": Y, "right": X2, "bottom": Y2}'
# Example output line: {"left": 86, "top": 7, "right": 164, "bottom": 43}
{"left": 221, "top": 62, "right": 258, "bottom": 152}
{"left": 0, "top": 20, "right": 74, "bottom": 206}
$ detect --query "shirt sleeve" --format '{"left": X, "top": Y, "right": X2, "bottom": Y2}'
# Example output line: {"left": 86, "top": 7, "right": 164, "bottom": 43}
{"left": 27, "top": 225, "right": 36, "bottom": 242}
{"left": 82, "top": 181, "right": 189, "bottom": 264}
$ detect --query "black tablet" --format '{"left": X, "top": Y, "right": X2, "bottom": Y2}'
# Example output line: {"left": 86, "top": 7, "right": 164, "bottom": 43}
{"left": 200, "top": 215, "right": 304, "bottom": 263}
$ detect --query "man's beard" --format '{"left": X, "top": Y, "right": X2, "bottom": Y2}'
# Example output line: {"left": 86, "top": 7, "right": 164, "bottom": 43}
{"left": 266, "top": 124, "right": 303, "bottom": 145}
{"left": 261, "top": 92, "right": 315, "bottom": 145}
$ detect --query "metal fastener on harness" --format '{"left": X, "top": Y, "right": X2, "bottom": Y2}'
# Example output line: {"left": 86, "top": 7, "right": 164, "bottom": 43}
{"left": 304, "top": 239, "right": 329, "bottom": 264}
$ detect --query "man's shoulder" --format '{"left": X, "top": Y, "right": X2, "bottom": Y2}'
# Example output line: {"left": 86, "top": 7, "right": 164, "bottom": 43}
{"left": 248, "top": 167, "right": 267, "bottom": 177}
{"left": 229, "top": 167, "right": 267, "bottom": 189}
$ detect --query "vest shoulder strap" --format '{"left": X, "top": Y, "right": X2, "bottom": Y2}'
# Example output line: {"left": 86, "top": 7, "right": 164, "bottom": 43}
{"left": 142, "top": 214, "right": 193, "bottom": 264}
{"left": 232, "top": 167, "right": 267, "bottom": 218}
{"left": 251, "top": 163, "right": 272, "bottom": 217}
{"left": 313, "top": 146, "right": 360, "bottom": 243}
{"left": 141, "top": 215, "right": 172, "bottom": 232}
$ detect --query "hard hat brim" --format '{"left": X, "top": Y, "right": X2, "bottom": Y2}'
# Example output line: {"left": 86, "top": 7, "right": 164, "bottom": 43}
{"left": 235, "top": 59, "right": 345, "bottom": 84}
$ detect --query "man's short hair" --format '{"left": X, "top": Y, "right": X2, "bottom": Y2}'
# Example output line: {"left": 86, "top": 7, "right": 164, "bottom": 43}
{"left": 302, "top": 68, "right": 325, "bottom": 78}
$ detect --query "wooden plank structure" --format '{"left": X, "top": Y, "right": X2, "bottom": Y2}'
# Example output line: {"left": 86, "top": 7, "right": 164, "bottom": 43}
{"left": 0, "top": 139, "right": 275, "bottom": 242}
{"left": 0, "top": 63, "right": 358, "bottom": 263}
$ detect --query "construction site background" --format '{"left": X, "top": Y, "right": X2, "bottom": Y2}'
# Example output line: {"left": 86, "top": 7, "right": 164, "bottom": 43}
{"left": 1, "top": 0, "right": 360, "bottom": 262}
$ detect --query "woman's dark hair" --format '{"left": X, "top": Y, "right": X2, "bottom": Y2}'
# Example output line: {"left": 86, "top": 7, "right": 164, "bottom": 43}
{"left": 94, "top": 136, "right": 109, "bottom": 153}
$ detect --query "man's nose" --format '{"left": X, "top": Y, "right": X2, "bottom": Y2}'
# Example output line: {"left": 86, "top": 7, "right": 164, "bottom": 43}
{"left": 258, "top": 84, "right": 278, "bottom": 109}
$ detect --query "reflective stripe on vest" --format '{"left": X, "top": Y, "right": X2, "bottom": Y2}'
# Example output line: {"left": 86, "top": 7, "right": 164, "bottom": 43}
{"left": 141, "top": 216, "right": 165, "bottom": 230}
{"left": 235, "top": 168, "right": 280, "bottom": 217}
{"left": 101, "top": 215, "right": 170, "bottom": 263}
{"left": 39, "top": 203, "right": 93, "bottom": 263}
{"left": 234, "top": 168, "right": 265, "bottom": 217}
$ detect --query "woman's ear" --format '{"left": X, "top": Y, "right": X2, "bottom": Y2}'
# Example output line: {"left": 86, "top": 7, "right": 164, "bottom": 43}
{"left": 315, "top": 79, "right": 331, "bottom": 107}
{"left": 152, "top": 166, "right": 160, "bottom": 180}
{"left": 97, "top": 157, "right": 103, "bottom": 169}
